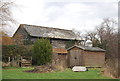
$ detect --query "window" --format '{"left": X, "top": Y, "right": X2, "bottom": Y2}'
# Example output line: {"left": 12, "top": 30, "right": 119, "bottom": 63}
{"left": 58, "top": 53, "right": 67, "bottom": 55}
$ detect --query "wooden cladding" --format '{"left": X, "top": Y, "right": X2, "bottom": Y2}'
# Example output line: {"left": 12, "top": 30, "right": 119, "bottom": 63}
{"left": 67, "top": 47, "right": 105, "bottom": 67}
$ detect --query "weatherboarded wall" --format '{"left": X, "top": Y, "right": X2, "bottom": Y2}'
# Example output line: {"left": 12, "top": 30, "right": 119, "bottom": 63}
{"left": 68, "top": 47, "right": 105, "bottom": 67}
{"left": 13, "top": 25, "right": 30, "bottom": 45}
{"left": 83, "top": 51, "right": 105, "bottom": 67}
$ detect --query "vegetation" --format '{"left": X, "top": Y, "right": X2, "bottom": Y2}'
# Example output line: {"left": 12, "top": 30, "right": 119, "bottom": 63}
{"left": 81, "top": 18, "right": 117, "bottom": 49}
{"left": 79, "top": 18, "right": 118, "bottom": 78}
{"left": 2, "top": 36, "right": 14, "bottom": 45}
{"left": 33, "top": 38, "right": 52, "bottom": 65}
{"left": 0, "top": 0, "right": 16, "bottom": 27}
{"left": 92, "top": 18, "right": 118, "bottom": 78}
{"left": 72, "top": 18, "right": 118, "bottom": 78}
{"left": 13, "top": 34, "right": 24, "bottom": 45}
{"left": 2, "top": 67, "right": 110, "bottom": 79}
{"left": 2, "top": 45, "right": 32, "bottom": 62}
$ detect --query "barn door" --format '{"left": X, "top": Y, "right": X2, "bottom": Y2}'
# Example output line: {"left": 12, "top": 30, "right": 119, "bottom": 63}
{"left": 69, "top": 50, "right": 82, "bottom": 67}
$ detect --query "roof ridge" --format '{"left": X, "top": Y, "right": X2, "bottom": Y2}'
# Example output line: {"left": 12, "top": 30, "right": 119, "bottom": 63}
{"left": 67, "top": 45, "right": 105, "bottom": 51}
{"left": 21, "top": 24, "right": 73, "bottom": 32}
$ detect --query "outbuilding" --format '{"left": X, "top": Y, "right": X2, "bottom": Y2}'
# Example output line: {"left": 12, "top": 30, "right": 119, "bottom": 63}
{"left": 67, "top": 45, "right": 105, "bottom": 67}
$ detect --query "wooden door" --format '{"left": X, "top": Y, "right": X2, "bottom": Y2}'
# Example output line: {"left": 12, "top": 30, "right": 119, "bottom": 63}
{"left": 69, "top": 50, "right": 82, "bottom": 67}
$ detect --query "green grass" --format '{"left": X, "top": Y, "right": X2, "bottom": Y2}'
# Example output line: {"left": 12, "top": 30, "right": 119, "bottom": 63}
{"left": 2, "top": 67, "right": 110, "bottom": 79}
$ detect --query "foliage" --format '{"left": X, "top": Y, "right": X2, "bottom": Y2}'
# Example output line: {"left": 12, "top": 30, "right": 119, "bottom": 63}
{"left": 92, "top": 38, "right": 101, "bottom": 47}
{"left": 33, "top": 38, "right": 52, "bottom": 65}
{"left": 81, "top": 18, "right": 117, "bottom": 49}
{"left": 2, "top": 36, "right": 13, "bottom": 45}
{"left": 2, "top": 45, "right": 32, "bottom": 62}
{"left": 13, "top": 34, "right": 33, "bottom": 45}
{"left": 97, "top": 18, "right": 117, "bottom": 49}
{"left": 13, "top": 34, "right": 24, "bottom": 45}
{"left": 0, "top": 0, "right": 16, "bottom": 26}
{"left": 81, "top": 18, "right": 118, "bottom": 78}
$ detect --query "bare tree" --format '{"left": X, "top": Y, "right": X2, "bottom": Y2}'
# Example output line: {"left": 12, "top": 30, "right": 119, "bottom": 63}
{"left": 97, "top": 18, "right": 118, "bottom": 78}
{"left": 72, "top": 28, "right": 81, "bottom": 38}
{"left": 82, "top": 30, "right": 101, "bottom": 47}
{"left": 97, "top": 18, "right": 117, "bottom": 49}
{"left": 0, "top": 0, "right": 16, "bottom": 27}
{"left": 97, "top": 18, "right": 118, "bottom": 57}
{"left": 87, "top": 31, "right": 97, "bottom": 46}
{"left": 72, "top": 28, "right": 83, "bottom": 45}
{"left": 81, "top": 34, "right": 89, "bottom": 46}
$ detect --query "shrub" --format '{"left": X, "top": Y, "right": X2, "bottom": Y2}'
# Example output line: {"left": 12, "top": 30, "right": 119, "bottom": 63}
{"left": 33, "top": 38, "right": 52, "bottom": 65}
{"left": 2, "top": 45, "right": 32, "bottom": 62}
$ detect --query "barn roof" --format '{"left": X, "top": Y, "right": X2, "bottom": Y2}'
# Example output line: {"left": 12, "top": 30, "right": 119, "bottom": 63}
{"left": 53, "top": 48, "right": 68, "bottom": 53}
{"left": 17, "top": 24, "right": 81, "bottom": 40}
{"left": 67, "top": 45, "right": 105, "bottom": 52}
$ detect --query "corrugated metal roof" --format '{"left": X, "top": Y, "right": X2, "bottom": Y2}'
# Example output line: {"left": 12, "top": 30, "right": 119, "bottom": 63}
{"left": 53, "top": 48, "right": 68, "bottom": 53}
{"left": 67, "top": 45, "right": 105, "bottom": 52}
{"left": 20, "top": 24, "right": 80, "bottom": 40}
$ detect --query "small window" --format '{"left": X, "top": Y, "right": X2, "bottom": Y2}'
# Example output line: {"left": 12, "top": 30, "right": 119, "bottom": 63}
{"left": 58, "top": 53, "right": 67, "bottom": 55}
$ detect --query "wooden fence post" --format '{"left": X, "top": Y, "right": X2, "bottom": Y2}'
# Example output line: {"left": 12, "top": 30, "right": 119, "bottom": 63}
{"left": 21, "top": 56, "right": 22, "bottom": 67}
{"left": 31, "top": 56, "right": 32, "bottom": 65}
{"left": 8, "top": 57, "right": 10, "bottom": 62}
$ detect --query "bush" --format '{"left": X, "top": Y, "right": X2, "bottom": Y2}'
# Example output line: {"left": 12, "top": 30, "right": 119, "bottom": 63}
{"left": 2, "top": 45, "right": 32, "bottom": 62}
{"left": 33, "top": 38, "right": 52, "bottom": 65}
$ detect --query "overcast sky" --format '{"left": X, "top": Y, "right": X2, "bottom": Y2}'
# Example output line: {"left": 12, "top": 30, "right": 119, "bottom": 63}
{"left": 5, "top": 0, "right": 118, "bottom": 36}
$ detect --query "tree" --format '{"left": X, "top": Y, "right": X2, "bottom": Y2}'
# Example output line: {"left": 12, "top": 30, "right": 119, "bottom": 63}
{"left": 0, "top": 0, "right": 16, "bottom": 27}
{"left": 33, "top": 38, "right": 52, "bottom": 65}
{"left": 96, "top": 18, "right": 117, "bottom": 49}
{"left": 86, "top": 31, "right": 98, "bottom": 47}
{"left": 2, "top": 32, "right": 13, "bottom": 45}
{"left": 96, "top": 18, "right": 118, "bottom": 78}
{"left": 72, "top": 28, "right": 84, "bottom": 45}
{"left": 81, "top": 18, "right": 117, "bottom": 48}
{"left": 13, "top": 34, "right": 24, "bottom": 45}
{"left": 2, "top": 45, "right": 30, "bottom": 62}
{"left": 2, "top": 36, "right": 13, "bottom": 45}
{"left": 82, "top": 31, "right": 101, "bottom": 47}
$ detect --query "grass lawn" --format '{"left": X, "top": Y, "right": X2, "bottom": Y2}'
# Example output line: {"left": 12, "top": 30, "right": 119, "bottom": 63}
{"left": 2, "top": 67, "right": 110, "bottom": 79}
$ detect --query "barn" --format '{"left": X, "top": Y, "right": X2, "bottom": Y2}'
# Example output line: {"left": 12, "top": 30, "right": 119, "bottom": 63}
{"left": 67, "top": 45, "right": 105, "bottom": 67}
{"left": 11, "top": 24, "right": 82, "bottom": 67}
{"left": 13, "top": 24, "right": 82, "bottom": 48}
